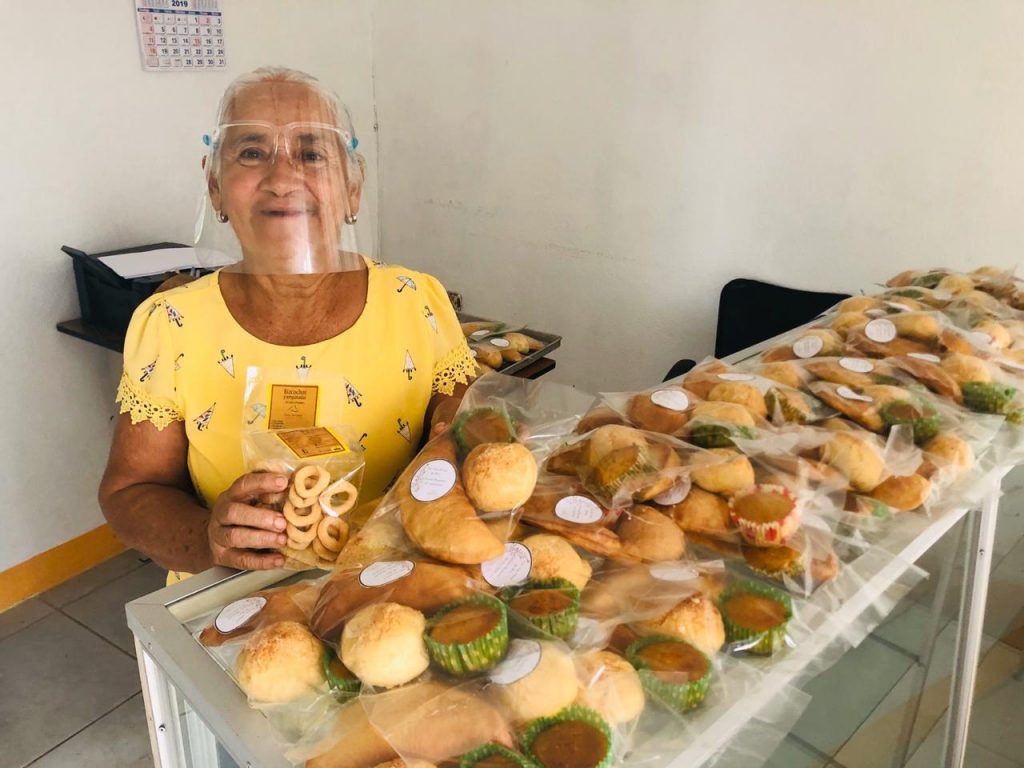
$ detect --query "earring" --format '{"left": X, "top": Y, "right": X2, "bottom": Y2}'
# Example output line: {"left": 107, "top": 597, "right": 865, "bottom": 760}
{"left": 345, "top": 213, "right": 358, "bottom": 225}
{"left": 216, "top": 210, "right": 229, "bottom": 223}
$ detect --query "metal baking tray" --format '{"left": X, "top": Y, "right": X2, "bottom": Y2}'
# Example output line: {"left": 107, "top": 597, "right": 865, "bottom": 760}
{"left": 457, "top": 312, "right": 562, "bottom": 375}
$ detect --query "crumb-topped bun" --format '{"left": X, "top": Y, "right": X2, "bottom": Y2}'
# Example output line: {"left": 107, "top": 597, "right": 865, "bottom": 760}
{"left": 665, "top": 487, "right": 732, "bottom": 535}
{"left": 341, "top": 603, "right": 429, "bottom": 689}
{"left": 235, "top": 620, "right": 326, "bottom": 703}
{"left": 691, "top": 449, "right": 756, "bottom": 495}
{"left": 707, "top": 381, "right": 768, "bottom": 418}
{"left": 689, "top": 401, "right": 757, "bottom": 428}
{"left": 635, "top": 592, "right": 726, "bottom": 656}
{"left": 523, "top": 534, "right": 593, "bottom": 590}
{"left": 821, "top": 432, "right": 886, "bottom": 492}
{"left": 462, "top": 442, "right": 539, "bottom": 513}
{"left": 575, "top": 650, "right": 645, "bottom": 725}
{"left": 491, "top": 641, "right": 579, "bottom": 723}
{"left": 617, "top": 505, "right": 686, "bottom": 562}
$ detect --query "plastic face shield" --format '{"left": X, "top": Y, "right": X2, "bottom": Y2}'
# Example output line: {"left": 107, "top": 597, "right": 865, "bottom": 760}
{"left": 195, "top": 86, "right": 368, "bottom": 274}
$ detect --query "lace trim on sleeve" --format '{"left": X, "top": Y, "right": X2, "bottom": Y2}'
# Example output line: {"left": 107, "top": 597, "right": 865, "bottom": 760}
{"left": 432, "top": 342, "right": 477, "bottom": 396}
{"left": 116, "top": 371, "right": 184, "bottom": 431}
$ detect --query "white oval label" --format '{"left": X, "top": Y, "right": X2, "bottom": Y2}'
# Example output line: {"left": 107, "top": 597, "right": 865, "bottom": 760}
{"left": 793, "top": 335, "right": 824, "bottom": 359}
{"left": 839, "top": 357, "right": 874, "bottom": 373}
{"left": 649, "top": 563, "right": 699, "bottom": 582}
{"left": 718, "top": 373, "right": 755, "bottom": 382}
{"left": 967, "top": 331, "right": 994, "bottom": 347}
{"left": 490, "top": 338, "right": 511, "bottom": 349}
{"left": 865, "top": 318, "right": 897, "bottom": 343}
{"left": 837, "top": 385, "right": 873, "bottom": 403}
{"left": 653, "top": 478, "right": 692, "bottom": 506}
{"left": 908, "top": 352, "right": 942, "bottom": 363}
{"left": 359, "top": 560, "right": 415, "bottom": 588}
{"left": 865, "top": 308, "right": 887, "bottom": 317}
{"left": 481, "top": 542, "right": 533, "bottom": 588}
{"left": 470, "top": 330, "right": 489, "bottom": 339}
{"left": 886, "top": 301, "right": 912, "bottom": 313}
{"left": 410, "top": 459, "right": 457, "bottom": 502}
{"left": 489, "top": 639, "right": 542, "bottom": 685}
{"left": 214, "top": 596, "right": 267, "bottom": 634}
{"left": 650, "top": 389, "right": 690, "bottom": 411}
{"left": 554, "top": 496, "right": 604, "bottom": 524}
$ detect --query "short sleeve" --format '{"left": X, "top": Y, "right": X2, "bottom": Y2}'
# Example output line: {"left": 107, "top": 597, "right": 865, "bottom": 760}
{"left": 422, "top": 275, "right": 475, "bottom": 396}
{"left": 116, "top": 297, "right": 185, "bottom": 430}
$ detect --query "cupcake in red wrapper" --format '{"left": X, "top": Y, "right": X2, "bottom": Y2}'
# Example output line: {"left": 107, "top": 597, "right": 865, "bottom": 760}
{"left": 728, "top": 484, "right": 800, "bottom": 547}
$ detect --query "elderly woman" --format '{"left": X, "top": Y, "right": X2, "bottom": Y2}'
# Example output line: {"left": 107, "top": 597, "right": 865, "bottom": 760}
{"left": 99, "top": 68, "right": 474, "bottom": 580}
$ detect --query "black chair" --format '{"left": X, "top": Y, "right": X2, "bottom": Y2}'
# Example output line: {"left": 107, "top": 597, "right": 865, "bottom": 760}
{"left": 664, "top": 278, "right": 851, "bottom": 381}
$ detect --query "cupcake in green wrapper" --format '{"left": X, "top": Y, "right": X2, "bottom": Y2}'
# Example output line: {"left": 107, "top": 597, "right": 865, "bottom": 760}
{"left": 718, "top": 580, "right": 793, "bottom": 656}
{"left": 453, "top": 407, "right": 517, "bottom": 457}
{"left": 880, "top": 399, "right": 941, "bottom": 444}
{"left": 962, "top": 382, "right": 1017, "bottom": 415}
{"left": 321, "top": 649, "right": 361, "bottom": 698}
{"left": 460, "top": 743, "right": 538, "bottom": 768}
{"left": 425, "top": 594, "right": 509, "bottom": 676}
{"left": 688, "top": 422, "right": 756, "bottom": 449}
{"left": 626, "top": 635, "right": 712, "bottom": 713}
{"left": 502, "top": 578, "right": 580, "bottom": 640}
{"left": 584, "top": 443, "right": 654, "bottom": 499}
{"left": 522, "top": 705, "right": 613, "bottom": 768}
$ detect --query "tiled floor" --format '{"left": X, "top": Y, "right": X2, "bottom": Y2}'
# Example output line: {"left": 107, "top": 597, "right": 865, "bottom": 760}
{"left": 0, "top": 472, "right": 1022, "bottom": 768}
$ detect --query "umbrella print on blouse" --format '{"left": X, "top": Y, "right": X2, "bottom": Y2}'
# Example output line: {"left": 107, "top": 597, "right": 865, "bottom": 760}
{"left": 247, "top": 403, "right": 267, "bottom": 425}
{"left": 344, "top": 379, "right": 363, "bottom": 407}
{"left": 165, "top": 304, "right": 184, "bottom": 327}
{"left": 396, "top": 276, "right": 417, "bottom": 293}
{"left": 139, "top": 360, "right": 156, "bottom": 383}
{"left": 174, "top": 353, "right": 184, "bottom": 371}
{"left": 397, "top": 417, "right": 411, "bottom": 443}
{"left": 357, "top": 432, "right": 367, "bottom": 449}
{"left": 193, "top": 403, "right": 215, "bottom": 432}
{"left": 218, "top": 349, "right": 235, "bottom": 378}
{"left": 424, "top": 306, "right": 438, "bottom": 333}
{"left": 403, "top": 351, "right": 416, "bottom": 381}
{"left": 147, "top": 301, "right": 163, "bottom": 318}
{"left": 296, "top": 355, "right": 312, "bottom": 382}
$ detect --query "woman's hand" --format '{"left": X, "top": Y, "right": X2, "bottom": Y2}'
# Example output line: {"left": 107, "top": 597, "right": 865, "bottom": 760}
{"left": 208, "top": 472, "right": 290, "bottom": 571}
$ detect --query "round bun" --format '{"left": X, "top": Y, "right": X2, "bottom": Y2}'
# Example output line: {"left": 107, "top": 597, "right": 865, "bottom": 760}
{"left": 235, "top": 621, "right": 326, "bottom": 703}
{"left": 666, "top": 487, "right": 732, "bottom": 534}
{"left": 341, "top": 603, "right": 429, "bottom": 689}
{"left": 923, "top": 433, "right": 973, "bottom": 473}
{"left": 575, "top": 650, "right": 645, "bottom": 725}
{"left": 462, "top": 442, "right": 538, "bottom": 513}
{"left": 821, "top": 433, "right": 886, "bottom": 492}
{"left": 691, "top": 449, "right": 756, "bottom": 495}
{"left": 627, "top": 391, "right": 689, "bottom": 434}
{"left": 830, "top": 312, "right": 869, "bottom": 339}
{"left": 523, "top": 534, "right": 592, "bottom": 590}
{"left": 635, "top": 592, "right": 726, "bottom": 656}
{"left": 870, "top": 473, "right": 932, "bottom": 511}
{"left": 617, "top": 505, "right": 686, "bottom": 562}
{"left": 941, "top": 353, "right": 992, "bottom": 384}
{"left": 758, "top": 362, "right": 804, "bottom": 389}
{"left": 707, "top": 382, "right": 768, "bottom": 419}
{"left": 587, "top": 425, "right": 647, "bottom": 465}
{"left": 689, "top": 401, "right": 757, "bottom": 428}
{"left": 492, "top": 641, "right": 578, "bottom": 723}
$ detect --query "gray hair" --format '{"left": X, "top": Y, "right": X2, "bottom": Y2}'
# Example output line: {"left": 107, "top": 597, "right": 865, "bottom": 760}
{"left": 209, "top": 66, "right": 365, "bottom": 185}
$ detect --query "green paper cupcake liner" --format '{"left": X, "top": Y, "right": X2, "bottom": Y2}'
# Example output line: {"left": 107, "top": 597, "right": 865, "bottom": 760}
{"left": 321, "top": 649, "right": 360, "bottom": 697}
{"left": 522, "top": 705, "right": 613, "bottom": 768}
{"left": 460, "top": 743, "right": 538, "bottom": 768}
{"left": 689, "top": 422, "right": 756, "bottom": 449}
{"left": 743, "top": 546, "right": 806, "bottom": 581}
{"left": 501, "top": 578, "right": 580, "bottom": 640}
{"left": 453, "top": 407, "right": 517, "bottom": 457}
{"left": 962, "top": 381, "right": 1017, "bottom": 415}
{"left": 765, "top": 389, "right": 808, "bottom": 424}
{"left": 584, "top": 444, "right": 655, "bottom": 499}
{"left": 626, "top": 635, "right": 712, "bottom": 713}
{"left": 718, "top": 580, "right": 793, "bottom": 657}
{"left": 425, "top": 594, "right": 509, "bottom": 676}
{"left": 880, "top": 400, "right": 942, "bottom": 445}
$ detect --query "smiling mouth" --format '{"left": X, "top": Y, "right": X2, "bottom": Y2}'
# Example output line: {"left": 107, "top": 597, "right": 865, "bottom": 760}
{"left": 261, "top": 209, "right": 311, "bottom": 217}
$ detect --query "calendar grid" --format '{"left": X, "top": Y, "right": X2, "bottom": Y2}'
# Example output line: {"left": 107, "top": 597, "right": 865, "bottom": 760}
{"left": 135, "top": 0, "right": 226, "bottom": 71}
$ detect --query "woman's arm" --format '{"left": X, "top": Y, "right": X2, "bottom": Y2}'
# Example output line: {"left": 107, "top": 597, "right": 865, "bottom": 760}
{"left": 98, "top": 415, "right": 288, "bottom": 573}
{"left": 424, "top": 381, "right": 471, "bottom": 439}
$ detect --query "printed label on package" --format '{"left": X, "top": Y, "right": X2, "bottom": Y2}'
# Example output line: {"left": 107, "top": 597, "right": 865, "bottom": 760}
{"left": 555, "top": 496, "right": 604, "bottom": 524}
{"left": 481, "top": 542, "right": 533, "bottom": 588}
{"left": 793, "top": 335, "right": 825, "bottom": 359}
{"left": 837, "top": 385, "right": 873, "bottom": 403}
{"left": 490, "top": 338, "right": 511, "bottom": 349}
{"left": 490, "top": 639, "right": 542, "bottom": 685}
{"left": 276, "top": 427, "right": 348, "bottom": 458}
{"left": 214, "top": 596, "right": 266, "bottom": 633}
{"left": 410, "top": 460, "right": 457, "bottom": 502}
{"left": 839, "top": 357, "right": 875, "bottom": 373}
{"left": 865, "top": 318, "right": 897, "bottom": 343}
{"left": 650, "top": 389, "right": 690, "bottom": 411}
{"left": 359, "top": 560, "right": 415, "bottom": 588}
{"left": 268, "top": 384, "right": 319, "bottom": 429}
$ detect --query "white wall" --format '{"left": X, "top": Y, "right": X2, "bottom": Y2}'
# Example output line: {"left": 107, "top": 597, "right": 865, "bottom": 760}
{"left": 372, "top": 0, "right": 1024, "bottom": 394}
{"left": 0, "top": 0, "right": 376, "bottom": 572}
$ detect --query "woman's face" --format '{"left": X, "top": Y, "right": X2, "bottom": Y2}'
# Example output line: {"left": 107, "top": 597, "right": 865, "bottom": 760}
{"left": 209, "top": 80, "right": 362, "bottom": 271}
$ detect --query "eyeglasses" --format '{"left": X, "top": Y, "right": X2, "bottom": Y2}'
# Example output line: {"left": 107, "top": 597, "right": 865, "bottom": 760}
{"left": 212, "top": 121, "right": 354, "bottom": 169}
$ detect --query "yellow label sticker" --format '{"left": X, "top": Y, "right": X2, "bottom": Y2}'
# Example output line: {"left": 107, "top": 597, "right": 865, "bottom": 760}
{"left": 268, "top": 384, "right": 319, "bottom": 430}
{"left": 276, "top": 427, "right": 349, "bottom": 459}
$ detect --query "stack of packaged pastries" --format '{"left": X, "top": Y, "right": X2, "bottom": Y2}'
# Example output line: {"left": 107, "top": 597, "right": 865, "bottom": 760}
{"left": 189, "top": 265, "right": 1024, "bottom": 768}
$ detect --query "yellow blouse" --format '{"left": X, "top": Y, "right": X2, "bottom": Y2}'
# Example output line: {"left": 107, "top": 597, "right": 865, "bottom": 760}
{"left": 116, "top": 261, "right": 474, "bottom": 579}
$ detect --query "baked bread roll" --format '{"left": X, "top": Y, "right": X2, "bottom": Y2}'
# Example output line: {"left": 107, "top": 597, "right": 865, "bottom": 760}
{"left": 490, "top": 641, "right": 578, "bottom": 723}
{"left": 235, "top": 621, "right": 326, "bottom": 703}
{"left": 341, "top": 602, "right": 429, "bottom": 688}
{"left": 922, "top": 432, "right": 973, "bottom": 476}
{"left": 891, "top": 312, "right": 941, "bottom": 341}
{"left": 689, "top": 401, "right": 757, "bottom": 428}
{"left": 821, "top": 432, "right": 886, "bottom": 492}
{"left": 758, "top": 362, "right": 804, "bottom": 390}
{"left": 831, "top": 312, "right": 869, "bottom": 339}
{"left": 575, "top": 650, "right": 645, "bottom": 725}
{"left": 665, "top": 487, "right": 732, "bottom": 534}
{"left": 838, "top": 296, "right": 883, "bottom": 314}
{"left": 586, "top": 424, "right": 648, "bottom": 465}
{"left": 892, "top": 356, "right": 962, "bottom": 402}
{"left": 810, "top": 382, "right": 885, "bottom": 432}
{"left": 576, "top": 406, "right": 626, "bottom": 434}
{"left": 199, "top": 583, "right": 317, "bottom": 647}
{"left": 937, "top": 273, "right": 974, "bottom": 295}
{"left": 804, "top": 359, "right": 876, "bottom": 390}
{"left": 617, "top": 505, "right": 686, "bottom": 562}
{"left": 973, "top": 320, "right": 1011, "bottom": 349}
{"left": 707, "top": 381, "right": 768, "bottom": 419}
{"left": 635, "top": 592, "right": 726, "bottom": 656}
{"left": 307, "top": 700, "right": 397, "bottom": 768}
{"left": 869, "top": 474, "right": 932, "bottom": 511}
{"left": 941, "top": 353, "right": 992, "bottom": 384}
{"left": 627, "top": 391, "right": 690, "bottom": 434}
{"left": 681, "top": 360, "right": 730, "bottom": 399}
{"left": 691, "top": 449, "right": 756, "bottom": 495}
{"left": 462, "top": 442, "right": 538, "bottom": 513}
{"left": 523, "top": 534, "right": 592, "bottom": 590}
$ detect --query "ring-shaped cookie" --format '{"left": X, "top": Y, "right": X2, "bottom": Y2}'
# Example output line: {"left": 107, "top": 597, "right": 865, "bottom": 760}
{"left": 319, "top": 480, "right": 358, "bottom": 518}
{"left": 286, "top": 521, "right": 318, "bottom": 545}
{"left": 311, "top": 538, "right": 338, "bottom": 563}
{"left": 283, "top": 500, "right": 323, "bottom": 528}
{"left": 316, "top": 516, "right": 349, "bottom": 553}
{"left": 293, "top": 465, "right": 331, "bottom": 499}
{"left": 286, "top": 536, "right": 311, "bottom": 550}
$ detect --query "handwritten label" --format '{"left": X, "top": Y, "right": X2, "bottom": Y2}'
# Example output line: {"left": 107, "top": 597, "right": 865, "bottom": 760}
{"left": 653, "top": 478, "right": 692, "bottom": 506}
{"left": 410, "top": 460, "right": 456, "bottom": 502}
{"left": 865, "top": 319, "right": 897, "bottom": 343}
{"left": 555, "top": 496, "right": 604, "bottom": 524}
{"left": 967, "top": 331, "right": 994, "bottom": 347}
{"left": 489, "top": 639, "right": 542, "bottom": 685}
{"left": 837, "top": 386, "right": 873, "bottom": 403}
{"left": 839, "top": 357, "right": 874, "bottom": 373}
{"left": 481, "top": 542, "right": 533, "bottom": 587}
{"left": 359, "top": 560, "right": 415, "bottom": 588}
{"left": 650, "top": 389, "right": 690, "bottom": 411}
{"left": 214, "top": 597, "right": 267, "bottom": 633}
{"left": 793, "top": 335, "right": 824, "bottom": 359}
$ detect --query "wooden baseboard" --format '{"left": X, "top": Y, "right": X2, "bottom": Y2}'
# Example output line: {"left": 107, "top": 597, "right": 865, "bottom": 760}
{"left": 0, "top": 524, "right": 125, "bottom": 613}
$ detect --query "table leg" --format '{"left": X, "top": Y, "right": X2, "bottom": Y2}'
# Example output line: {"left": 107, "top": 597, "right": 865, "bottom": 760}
{"left": 941, "top": 490, "right": 1000, "bottom": 767}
